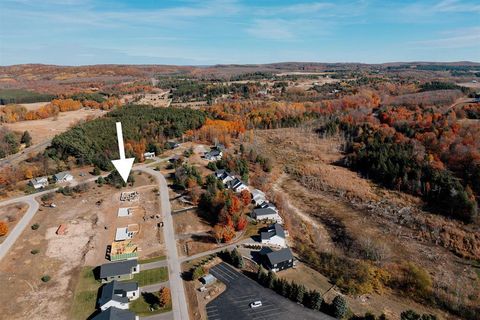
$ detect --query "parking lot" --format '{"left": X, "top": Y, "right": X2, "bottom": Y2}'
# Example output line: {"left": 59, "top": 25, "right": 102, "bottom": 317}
{"left": 206, "top": 263, "right": 334, "bottom": 320}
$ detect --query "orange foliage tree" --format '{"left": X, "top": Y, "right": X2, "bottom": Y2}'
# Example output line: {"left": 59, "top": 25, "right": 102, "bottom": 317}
{"left": 159, "top": 287, "right": 171, "bottom": 306}
{"left": 0, "top": 221, "right": 8, "bottom": 236}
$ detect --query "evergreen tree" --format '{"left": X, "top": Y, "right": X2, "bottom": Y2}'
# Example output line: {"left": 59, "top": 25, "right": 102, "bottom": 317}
{"left": 332, "top": 295, "right": 348, "bottom": 318}
{"left": 21, "top": 131, "right": 32, "bottom": 147}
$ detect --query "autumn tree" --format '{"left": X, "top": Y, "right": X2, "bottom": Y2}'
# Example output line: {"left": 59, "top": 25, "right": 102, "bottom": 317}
{"left": 240, "top": 189, "right": 251, "bottom": 206}
{"left": 0, "top": 221, "right": 8, "bottom": 236}
{"left": 159, "top": 287, "right": 171, "bottom": 306}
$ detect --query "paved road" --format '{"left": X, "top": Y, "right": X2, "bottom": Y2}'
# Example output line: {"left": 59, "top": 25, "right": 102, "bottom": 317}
{"left": 140, "top": 281, "right": 170, "bottom": 293}
{"left": 141, "top": 311, "right": 173, "bottom": 320}
{"left": 0, "top": 198, "right": 39, "bottom": 261}
{"left": 207, "top": 263, "right": 335, "bottom": 320}
{"left": 0, "top": 138, "right": 52, "bottom": 167}
{"left": 141, "top": 259, "right": 168, "bottom": 270}
{"left": 136, "top": 166, "right": 190, "bottom": 320}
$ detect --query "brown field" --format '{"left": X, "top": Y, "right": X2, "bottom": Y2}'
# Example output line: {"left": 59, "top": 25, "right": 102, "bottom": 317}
{"left": 18, "top": 102, "right": 50, "bottom": 111}
{"left": 4, "top": 108, "right": 107, "bottom": 144}
{"left": 0, "top": 203, "right": 28, "bottom": 243}
{"left": 0, "top": 171, "right": 164, "bottom": 320}
{"left": 246, "top": 127, "right": 479, "bottom": 319}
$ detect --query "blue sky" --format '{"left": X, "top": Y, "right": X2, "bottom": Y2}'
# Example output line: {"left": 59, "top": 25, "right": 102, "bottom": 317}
{"left": 0, "top": 0, "right": 479, "bottom": 65}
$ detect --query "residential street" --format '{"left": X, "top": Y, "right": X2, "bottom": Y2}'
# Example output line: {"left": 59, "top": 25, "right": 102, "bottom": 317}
{"left": 136, "top": 166, "right": 190, "bottom": 320}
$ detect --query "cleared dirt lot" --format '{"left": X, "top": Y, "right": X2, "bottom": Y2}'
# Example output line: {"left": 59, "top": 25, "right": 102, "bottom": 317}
{"left": 4, "top": 108, "right": 106, "bottom": 144}
{"left": 0, "top": 171, "right": 165, "bottom": 320}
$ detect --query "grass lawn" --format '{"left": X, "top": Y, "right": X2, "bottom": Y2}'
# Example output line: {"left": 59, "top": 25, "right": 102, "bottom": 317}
{"left": 139, "top": 255, "right": 167, "bottom": 264}
{"left": 130, "top": 292, "right": 172, "bottom": 316}
{"left": 70, "top": 267, "right": 101, "bottom": 320}
{"left": 132, "top": 267, "right": 168, "bottom": 286}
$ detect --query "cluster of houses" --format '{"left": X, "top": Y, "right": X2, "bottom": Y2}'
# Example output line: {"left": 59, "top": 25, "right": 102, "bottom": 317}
{"left": 213, "top": 169, "right": 294, "bottom": 273}
{"left": 92, "top": 259, "right": 141, "bottom": 320}
{"left": 29, "top": 171, "right": 74, "bottom": 189}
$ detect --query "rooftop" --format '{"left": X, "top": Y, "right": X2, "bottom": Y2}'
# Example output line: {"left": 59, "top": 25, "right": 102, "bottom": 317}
{"left": 253, "top": 207, "right": 278, "bottom": 217}
{"left": 98, "top": 280, "right": 138, "bottom": 306}
{"left": 266, "top": 248, "right": 294, "bottom": 265}
{"left": 99, "top": 259, "right": 138, "bottom": 278}
{"left": 92, "top": 307, "right": 136, "bottom": 320}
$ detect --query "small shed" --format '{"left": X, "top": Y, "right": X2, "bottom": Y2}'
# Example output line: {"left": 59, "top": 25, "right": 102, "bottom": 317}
{"left": 118, "top": 208, "right": 133, "bottom": 217}
{"left": 200, "top": 274, "right": 217, "bottom": 285}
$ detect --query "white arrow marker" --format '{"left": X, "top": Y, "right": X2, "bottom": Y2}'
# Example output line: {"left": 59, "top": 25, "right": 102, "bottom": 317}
{"left": 111, "top": 122, "right": 135, "bottom": 183}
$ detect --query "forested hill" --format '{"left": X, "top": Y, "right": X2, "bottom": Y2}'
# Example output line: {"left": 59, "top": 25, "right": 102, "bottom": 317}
{"left": 47, "top": 105, "right": 206, "bottom": 169}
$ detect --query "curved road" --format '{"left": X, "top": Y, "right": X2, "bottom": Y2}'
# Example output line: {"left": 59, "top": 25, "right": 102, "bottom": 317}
{"left": 136, "top": 166, "right": 189, "bottom": 320}
{"left": 0, "top": 198, "right": 39, "bottom": 261}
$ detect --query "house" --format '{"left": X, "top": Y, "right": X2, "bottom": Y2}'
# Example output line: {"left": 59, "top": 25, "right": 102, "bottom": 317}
{"left": 215, "top": 169, "right": 234, "bottom": 184}
{"left": 29, "top": 176, "right": 49, "bottom": 189}
{"left": 204, "top": 149, "right": 223, "bottom": 161}
{"left": 252, "top": 207, "right": 283, "bottom": 224}
{"left": 259, "top": 201, "right": 278, "bottom": 213}
{"left": 251, "top": 189, "right": 266, "bottom": 206}
{"left": 226, "top": 177, "right": 248, "bottom": 193}
{"left": 115, "top": 225, "right": 139, "bottom": 241}
{"left": 99, "top": 259, "right": 140, "bottom": 283}
{"left": 54, "top": 171, "right": 73, "bottom": 183}
{"left": 264, "top": 248, "right": 294, "bottom": 272}
{"left": 92, "top": 307, "right": 138, "bottom": 320}
{"left": 143, "top": 152, "right": 155, "bottom": 160}
{"left": 261, "top": 223, "right": 286, "bottom": 247}
{"left": 200, "top": 274, "right": 217, "bottom": 286}
{"left": 117, "top": 208, "right": 133, "bottom": 217}
{"left": 98, "top": 280, "right": 139, "bottom": 311}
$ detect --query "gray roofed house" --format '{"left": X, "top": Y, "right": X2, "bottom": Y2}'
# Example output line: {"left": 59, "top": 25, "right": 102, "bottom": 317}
{"left": 54, "top": 171, "right": 73, "bottom": 183}
{"left": 265, "top": 248, "right": 294, "bottom": 272}
{"left": 99, "top": 259, "right": 139, "bottom": 283}
{"left": 226, "top": 177, "right": 247, "bottom": 193}
{"left": 215, "top": 169, "right": 234, "bottom": 184}
{"left": 260, "top": 223, "right": 286, "bottom": 247}
{"left": 251, "top": 207, "right": 283, "bottom": 224}
{"left": 92, "top": 307, "right": 138, "bottom": 320}
{"left": 98, "top": 280, "right": 140, "bottom": 311}
{"left": 204, "top": 149, "right": 223, "bottom": 161}
{"left": 29, "top": 176, "right": 49, "bottom": 189}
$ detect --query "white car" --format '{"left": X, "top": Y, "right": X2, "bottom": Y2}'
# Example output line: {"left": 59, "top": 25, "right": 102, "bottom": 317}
{"left": 250, "top": 301, "right": 262, "bottom": 308}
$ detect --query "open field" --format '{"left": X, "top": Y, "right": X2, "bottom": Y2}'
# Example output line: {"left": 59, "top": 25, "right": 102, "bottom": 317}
{"left": 4, "top": 108, "right": 106, "bottom": 144}
{"left": 247, "top": 127, "right": 479, "bottom": 319}
{"left": 0, "top": 171, "right": 165, "bottom": 320}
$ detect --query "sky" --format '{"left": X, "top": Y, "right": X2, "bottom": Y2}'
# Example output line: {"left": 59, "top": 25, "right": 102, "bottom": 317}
{"left": 0, "top": 0, "right": 479, "bottom": 66}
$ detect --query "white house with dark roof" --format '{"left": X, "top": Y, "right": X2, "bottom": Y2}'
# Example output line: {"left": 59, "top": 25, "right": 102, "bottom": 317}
{"left": 98, "top": 280, "right": 139, "bottom": 311}
{"left": 261, "top": 223, "right": 286, "bottom": 247}
{"left": 215, "top": 169, "right": 234, "bottom": 184}
{"left": 99, "top": 259, "right": 139, "bottom": 283}
{"left": 143, "top": 152, "right": 155, "bottom": 160}
{"left": 92, "top": 307, "right": 139, "bottom": 320}
{"left": 252, "top": 207, "right": 283, "bottom": 224}
{"left": 204, "top": 149, "right": 223, "bottom": 161}
{"left": 251, "top": 189, "right": 266, "bottom": 206}
{"left": 226, "top": 177, "right": 248, "bottom": 193}
{"left": 29, "top": 176, "right": 49, "bottom": 189}
{"left": 54, "top": 171, "right": 73, "bottom": 183}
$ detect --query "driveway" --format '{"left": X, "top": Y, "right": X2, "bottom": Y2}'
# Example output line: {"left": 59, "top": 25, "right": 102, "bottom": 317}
{"left": 141, "top": 311, "right": 173, "bottom": 320}
{"left": 206, "top": 263, "right": 335, "bottom": 320}
{"left": 141, "top": 259, "right": 168, "bottom": 270}
{"left": 140, "top": 281, "right": 169, "bottom": 293}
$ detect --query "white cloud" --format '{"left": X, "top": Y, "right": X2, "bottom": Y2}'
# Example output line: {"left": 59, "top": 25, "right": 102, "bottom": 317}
{"left": 412, "top": 27, "right": 480, "bottom": 49}
{"left": 245, "top": 19, "right": 295, "bottom": 40}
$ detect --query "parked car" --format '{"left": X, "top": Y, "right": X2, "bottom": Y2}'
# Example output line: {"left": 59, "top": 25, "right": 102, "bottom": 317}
{"left": 250, "top": 301, "right": 262, "bottom": 308}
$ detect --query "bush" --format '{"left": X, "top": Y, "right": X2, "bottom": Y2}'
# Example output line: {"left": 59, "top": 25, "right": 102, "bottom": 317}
{"left": 0, "top": 221, "right": 8, "bottom": 236}
{"left": 41, "top": 193, "right": 54, "bottom": 202}
{"left": 31, "top": 223, "right": 40, "bottom": 230}
{"left": 332, "top": 295, "right": 348, "bottom": 319}
{"left": 31, "top": 249, "right": 40, "bottom": 254}
{"left": 41, "top": 275, "right": 51, "bottom": 282}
